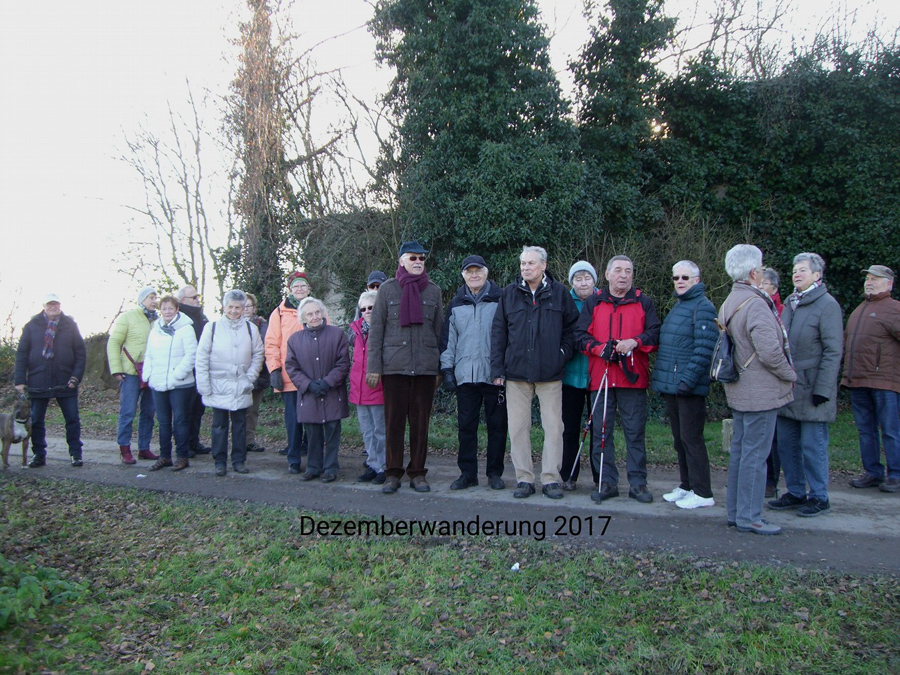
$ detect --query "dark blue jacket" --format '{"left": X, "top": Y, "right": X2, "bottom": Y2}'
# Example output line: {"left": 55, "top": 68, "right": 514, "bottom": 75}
{"left": 15, "top": 312, "right": 86, "bottom": 398}
{"left": 650, "top": 283, "right": 717, "bottom": 396}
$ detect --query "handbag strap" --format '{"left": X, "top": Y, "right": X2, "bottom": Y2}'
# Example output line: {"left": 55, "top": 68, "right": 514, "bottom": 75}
{"left": 122, "top": 347, "right": 140, "bottom": 365}
{"left": 722, "top": 296, "right": 758, "bottom": 370}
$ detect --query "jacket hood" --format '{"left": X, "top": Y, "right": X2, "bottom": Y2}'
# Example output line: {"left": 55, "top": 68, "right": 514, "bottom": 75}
{"left": 598, "top": 286, "right": 643, "bottom": 305}
{"left": 673, "top": 282, "right": 707, "bottom": 302}
{"left": 156, "top": 312, "right": 193, "bottom": 331}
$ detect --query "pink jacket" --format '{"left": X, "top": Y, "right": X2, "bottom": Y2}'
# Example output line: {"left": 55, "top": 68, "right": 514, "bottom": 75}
{"left": 349, "top": 319, "right": 384, "bottom": 406}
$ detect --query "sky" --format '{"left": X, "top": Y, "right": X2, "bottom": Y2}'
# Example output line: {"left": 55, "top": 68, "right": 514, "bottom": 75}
{"left": 1, "top": 0, "right": 895, "bottom": 337}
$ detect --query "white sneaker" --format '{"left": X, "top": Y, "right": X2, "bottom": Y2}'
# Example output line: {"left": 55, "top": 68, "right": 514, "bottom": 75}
{"left": 676, "top": 491, "right": 715, "bottom": 509}
{"left": 663, "top": 486, "right": 690, "bottom": 503}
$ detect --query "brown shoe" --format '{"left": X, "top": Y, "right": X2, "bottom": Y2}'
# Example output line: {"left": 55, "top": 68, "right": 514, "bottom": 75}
{"left": 138, "top": 448, "right": 159, "bottom": 460}
{"left": 879, "top": 478, "right": 900, "bottom": 493}
{"left": 849, "top": 473, "right": 884, "bottom": 489}
{"left": 382, "top": 476, "right": 401, "bottom": 494}
{"left": 410, "top": 476, "right": 431, "bottom": 493}
{"left": 172, "top": 457, "right": 190, "bottom": 471}
{"left": 149, "top": 458, "right": 173, "bottom": 471}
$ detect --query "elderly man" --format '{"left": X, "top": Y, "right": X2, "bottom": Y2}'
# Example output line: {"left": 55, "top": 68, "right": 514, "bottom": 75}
{"left": 720, "top": 244, "right": 796, "bottom": 535}
{"left": 15, "top": 294, "right": 86, "bottom": 467}
{"left": 175, "top": 285, "right": 210, "bottom": 456}
{"left": 575, "top": 255, "right": 660, "bottom": 504}
{"left": 491, "top": 246, "right": 579, "bottom": 500}
{"left": 842, "top": 265, "right": 900, "bottom": 493}
{"left": 367, "top": 241, "right": 443, "bottom": 494}
{"left": 108, "top": 287, "right": 159, "bottom": 464}
{"left": 440, "top": 254, "right": 507, "bottom": 490}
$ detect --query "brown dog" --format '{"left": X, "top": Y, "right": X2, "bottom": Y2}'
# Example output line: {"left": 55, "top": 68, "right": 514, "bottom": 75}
{"left": 1, "top": 398, "right": 32, "bottom": 469}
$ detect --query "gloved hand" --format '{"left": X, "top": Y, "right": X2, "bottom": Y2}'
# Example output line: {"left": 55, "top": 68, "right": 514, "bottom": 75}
{"left": 441, "top": 370, "right": 457, "bottom": 392}
{"left": 270, "top": 369, "right": 283, "bottom": 391}
{"left": 812, "top": 394, "right": 828, "bottom": 407}
{"left": 312, "top": 379, "right": 331, "bottom": 397}
{"left": 599, "top": 340, "right": 620, "bottom": 363}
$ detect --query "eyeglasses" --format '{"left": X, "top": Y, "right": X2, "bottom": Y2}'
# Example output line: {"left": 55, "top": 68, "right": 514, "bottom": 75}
{"left": 183, "top": 294, "right": 199, "bottom": 300}
{"left": 406, "top": 255, "right": 427, "bottom": 262}
{"left": 360, "top": 306, "right": 374, "bottom": 312}
{"left": 367, "top": 283, "right": 381, "bottom": 290}
{"left": 672, "top": 275, "right": 695, "bottom": 281}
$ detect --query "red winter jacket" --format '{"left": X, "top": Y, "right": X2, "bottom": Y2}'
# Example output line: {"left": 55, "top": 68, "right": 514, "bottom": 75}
{"left": 349, "top": 319, "right": 384, "bottom": 405}
{"left": 574, "top": 288, "right": 661, "bottom": 390}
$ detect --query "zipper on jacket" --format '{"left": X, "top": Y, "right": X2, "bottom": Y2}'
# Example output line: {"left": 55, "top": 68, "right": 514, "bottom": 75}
{"left": 846, "top": 298, "right": 868, "bottom": 381}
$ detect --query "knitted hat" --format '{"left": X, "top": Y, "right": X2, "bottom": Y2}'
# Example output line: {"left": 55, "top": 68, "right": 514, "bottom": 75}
{"left": 287, "top": 271, "right": 311, "bottom": 289}
{"left": 137, "top": 286, "right": 157, "bottom": 306}
{"left": 568, "top": 261, "right": 597, "bottom": 285}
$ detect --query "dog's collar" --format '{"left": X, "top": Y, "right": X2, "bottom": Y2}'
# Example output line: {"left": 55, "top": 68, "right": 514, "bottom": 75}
{"left": 14, "top": 417, "right": 29, "bottom": 424}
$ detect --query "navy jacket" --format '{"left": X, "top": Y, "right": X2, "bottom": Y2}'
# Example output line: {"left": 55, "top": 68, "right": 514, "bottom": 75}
{"left": 15, "top": 312, "right": 86, "bottom": 398}
{"left": 650, "top": 283, "right": 717, "bottom": 396}
{"left": 491, "top": 272, "right": 579, "bottom": 383}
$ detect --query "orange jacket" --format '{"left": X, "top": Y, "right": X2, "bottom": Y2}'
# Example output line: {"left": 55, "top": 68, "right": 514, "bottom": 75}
{"left": 265, "top": 300, "right": 303, "bottom": 393}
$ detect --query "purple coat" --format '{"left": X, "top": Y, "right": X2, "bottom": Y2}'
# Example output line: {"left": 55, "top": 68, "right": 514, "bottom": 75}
{"left": 349, "top": 319, "right": 384, "bottom": 406}
{"left": 285, "top": 323, "right": 350, "bottom": 424}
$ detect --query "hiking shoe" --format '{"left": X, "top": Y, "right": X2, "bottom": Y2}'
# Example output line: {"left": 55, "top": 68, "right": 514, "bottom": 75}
{"left": 300, "top": 472, "right": 320, "bottom": 482}
{"left": 764, "top": 483, "right": 778, "bottom": 498}
{"left": 172, "top": 457, "right": 190, "bottom": 471}
{"left": 357, "top": 467, "right": 378, "bottom": 482}
{"left": 849, "top": 473, "right": 884, "bottom": 489}
{"left": 373, "top": 472, "right": 387, "bottom": 485}
{"left": 246, "top": 443, "right": 266, "bottom": 452}
{"left": 28, "top": 455, "right": 46, "bottom": 468}
{"left": 321, "top": 473, "right": 337, "bottom": 483}
{"left": 232, "top": 462, "right": 249, "bottom": 474}
{"left": 137, "top": 448, "right": 159, "bottom": 461}
{"left": 215, "top": 463, "right": 227, "bottom": 477}
{"left": 382, "top": 476, "right": 401, "bottom": 494}
{"left": 542, "top": 483, "right": 564, "bottom": 500}
{"left": 591, "top": 482, "right": 619, "bottom": 504}
{"left": 767, "top": 492, "right": 807, "bottom": 510}
{"left": 676, "top": 491, "right": 715, "bottom": 509}
{"left": 879, "top": 478, "right": 900, "bottom": 493}
{"left": 410, "top": 476, "right": 431, "bottom": 493}
{"left": 629, "top": 485, "right": 653, "bottom": 503}
{"left": 797, "top": 498, "right": 830, "bottom": 517}
{"left": 513, "top": 482, "right": 535, "bottom": 498}
{"left": 278, "top": 448, "right": 289, "bottom": 456}
{"left": 289, "top": 463, "right": 302, "bottom": 475}
{"left": 70, "top": 457, "right": 83, "bottom": 467}
{"left": 450, "top": 475, "right": 478, "bottom": 490}
{"left": 561, "top": 479, "right": 577, "bottom": 492}
{"left": 736, "top": 519, "right": 782, "bottom": 535}
{"left": 149, "top": 458, "right": 173, "bottom": 471}
{"left": 663, "top": 486, "right": 690, "bottom": 503}
{"left": 488, "top": 475, "right": 505, "bottom": 490}
{"left": 193, "top": 445, "right": 212, "bottom": 455}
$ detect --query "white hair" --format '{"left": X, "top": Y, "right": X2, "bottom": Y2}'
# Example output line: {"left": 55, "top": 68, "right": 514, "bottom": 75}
{"left": 298, "top": 297, "right": 327, "bottom": 322}
{"left": 222, "top": 289, "right": 247, "bottom": 306}
{"left": 725, "top": 245, "right": 763, "bottom": 282}
{"left": 520, "top": 246, "right": 548, "bottom": 263}
{"left": 672, "top": 260, "right": 700, "bottom": 277}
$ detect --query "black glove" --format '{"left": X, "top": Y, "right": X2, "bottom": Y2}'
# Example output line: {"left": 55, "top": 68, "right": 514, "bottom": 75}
{"left": 270, "top": 369, "right": 283, "bottom": 391}
{"left": 676, "top": 381, "right": 692, "bottom": 396}
{"left": 599, "top": 340, "right": 620, "bottom": 363}
{"left": 441, "top": 370, "right": 457, "bottom": 392}
{"left": 308, "top": 379, "right": 330, "bottom": 397}
{"left": 812, "top": 394, "right": 828, "bottom": 407}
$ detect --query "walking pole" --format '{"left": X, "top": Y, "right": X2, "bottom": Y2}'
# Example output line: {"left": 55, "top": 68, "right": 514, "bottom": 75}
{"left": 572, "top": 369, "right": 607, "bottom": 473}
{"left": 595, "top": 367, "right": 610, "bottom": 501}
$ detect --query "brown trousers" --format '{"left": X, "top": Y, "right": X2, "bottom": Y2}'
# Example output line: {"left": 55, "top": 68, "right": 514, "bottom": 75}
{"left": 383, "top": 374, "right": 436, "bottom": 479}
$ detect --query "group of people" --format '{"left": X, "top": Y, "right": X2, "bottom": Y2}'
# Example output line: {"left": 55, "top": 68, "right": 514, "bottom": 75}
{"left": 12, "top": 242, "right": 900, "bottom": 536}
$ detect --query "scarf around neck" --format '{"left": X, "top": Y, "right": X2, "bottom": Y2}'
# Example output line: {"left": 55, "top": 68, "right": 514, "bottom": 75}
{"left": 786, "top": 280, "right": 822, "bottom": 311}
{"left": 395, "top": 265, "right": 430, "bottom": 327}
{"left": 42, "top": 312, "right": 59, "bottom": 359}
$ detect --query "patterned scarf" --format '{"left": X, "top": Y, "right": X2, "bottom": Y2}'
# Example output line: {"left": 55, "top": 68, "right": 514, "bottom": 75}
{"left": 143, "top": 307, "right": 158, "bottom": 322}
{"left": 285, "top": 295, "right": 301, "bottom": 310}
{"left": 786, "top": 280, "right": 822, "bottom": 311}
{"left": 753, "top": 283, "right": 793, "bottom": 366}
{"left": 42, "top": 313, "right": 59, "bottom": 359}
{"left": 360, "top": 319, "right": 370, "bottom": 337}
{"left": 160, "top": 313, "right": 178, "bottom": 336}
{"left": 395, "top": 265, "right": 430, "bottom": 326}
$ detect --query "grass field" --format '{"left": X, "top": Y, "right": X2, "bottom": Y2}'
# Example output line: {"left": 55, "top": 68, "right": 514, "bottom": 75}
{"left": 1, "top": 479, "right": 898, "bottom": 675}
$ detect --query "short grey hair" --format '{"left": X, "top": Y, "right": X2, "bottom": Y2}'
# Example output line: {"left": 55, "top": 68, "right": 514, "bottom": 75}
{"left": 793, "top": 252, "right": 825, "bottom": 277}
{"left": 762, "top": 267, "right": 780, "bottom": 289}
{"left": 725, "top": 244, "right": 763, "bottom": 282}
{"left": 223, "top": 289, "right": 247, "bottom": 306}
{"left": 298, "top": 297, "right": 327, "bottom": 322}
{"left": 175, "top": 285, "right": 196, "bottom": 302}
{"left": 672, "top": 260, "right": 700, "bottom": 278}
{"left": 606, "top": 255, "right": 634, "bottom": 273}
{"left": 520, "top": 246, "right": 548, "bottom": 263}
{"left": 358, "top": 290, "right": 378, "bottom": 309}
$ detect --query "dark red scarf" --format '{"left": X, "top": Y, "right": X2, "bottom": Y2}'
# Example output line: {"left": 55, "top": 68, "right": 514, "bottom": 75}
{"left": 395, "top": 265, "right": 430, "bottom": 327}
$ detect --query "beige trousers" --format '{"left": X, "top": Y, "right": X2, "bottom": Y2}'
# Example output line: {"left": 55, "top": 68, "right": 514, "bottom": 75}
{"left": 505, "top": 379, "right": 564, "bottom": 485}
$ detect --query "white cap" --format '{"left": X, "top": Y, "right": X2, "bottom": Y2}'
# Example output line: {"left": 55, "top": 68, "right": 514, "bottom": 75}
{"left": 44, "top": 293, "right": 61, "bottom": 304}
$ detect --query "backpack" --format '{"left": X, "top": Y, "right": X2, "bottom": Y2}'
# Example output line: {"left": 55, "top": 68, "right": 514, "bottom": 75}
{"left": 709, "top": 297, "right": 757, "bottom": 383}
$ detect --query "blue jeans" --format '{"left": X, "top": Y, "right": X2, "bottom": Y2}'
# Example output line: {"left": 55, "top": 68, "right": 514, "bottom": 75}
{"left": 30, "top": 395, "right": 82, "bottom": 458}
{"left": 850, "top": 387, "right": 900, "bottom": 479}
{"left": 358, "top": 404, "right": 386, "bottom": 473}
{"left": 776, "top": 417, "right": 830, "bottom": 501}
{"left": 282, "top": 391, "right": 307, "bottom": 467}
{"left": 117, "top": 375, "right": 155, "bottom": 448}
{"left": 727, "top": 409, "right": 777, "bottom": 527}
{"left": 152, "top": 387, "right": 193, "bottom": 460}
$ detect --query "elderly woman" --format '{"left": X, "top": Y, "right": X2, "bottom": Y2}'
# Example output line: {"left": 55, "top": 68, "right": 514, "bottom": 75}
{"left": 720, "top": 245, "right": 796, "bottom": 534}
{"left": 350, "top": 290, "right": 387, "bottom": 484}
{"left": 758, "top": 268, "right": 784, "bottom": 315}
{"left": 243, "top": 292, "right": 270, "bottom": 453}
{"left": 285, "top": 298, "right": 350, "bottom": 482}
{"left": 265, "top": 271, "right": 311, "bottom": 473}
{"left": 651, "top": 260, "right": 718, "bottom": 509}
{"left": 142, "top": 296, "right": 198, "bottom": 471}
{"left": 107, "top": 287, "right": 160, "bottom": 464}
{"left": 758, "top": 266, "right": 784, "bottom": 497}
{"left": 768, "top": 253, "right": 843, "bottom": 517}
{"left": 196, "top": 290, "right": 265, "bottom": 476}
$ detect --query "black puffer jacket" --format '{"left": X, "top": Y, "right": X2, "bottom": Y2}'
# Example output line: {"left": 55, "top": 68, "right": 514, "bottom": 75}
{"left": 14, "top": 312, "right": 86, "bottom": 398}
{"left": 491, "top": 272, "right": 579, "bottom": 383}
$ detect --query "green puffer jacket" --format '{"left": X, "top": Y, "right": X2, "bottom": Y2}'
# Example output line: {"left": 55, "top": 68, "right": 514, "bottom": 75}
{"left": 107, "top": 307, "right": 155, "bottom": 376}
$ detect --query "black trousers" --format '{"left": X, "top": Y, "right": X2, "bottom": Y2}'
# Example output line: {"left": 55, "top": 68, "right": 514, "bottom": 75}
{"left": 663, "top": 393, "right": 712, "bottom": 498}
{"left": 456, "top": 382, "right": 507, "bottom": 479}
{"left": 211, "top": 407, "right": 248, "bottom": 466}
{"left": 560, "top": 385, "right": 598, "bottom": 483}
{"left": 189, "top": 385, "right": 207, "bottom": 451}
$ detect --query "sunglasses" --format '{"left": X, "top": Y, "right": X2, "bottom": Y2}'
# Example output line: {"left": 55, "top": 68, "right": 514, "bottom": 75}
{"left": 367, "top": 283, "right": 381, "bottom": 290}
{"left": 672, "top": 275, "right": 695, "bottom": 281}
{"left": 360, "top": 305, "right": 374, "bottom": 312}
{"left": 406, "top": 255, "right": 427, "bottom": 262}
